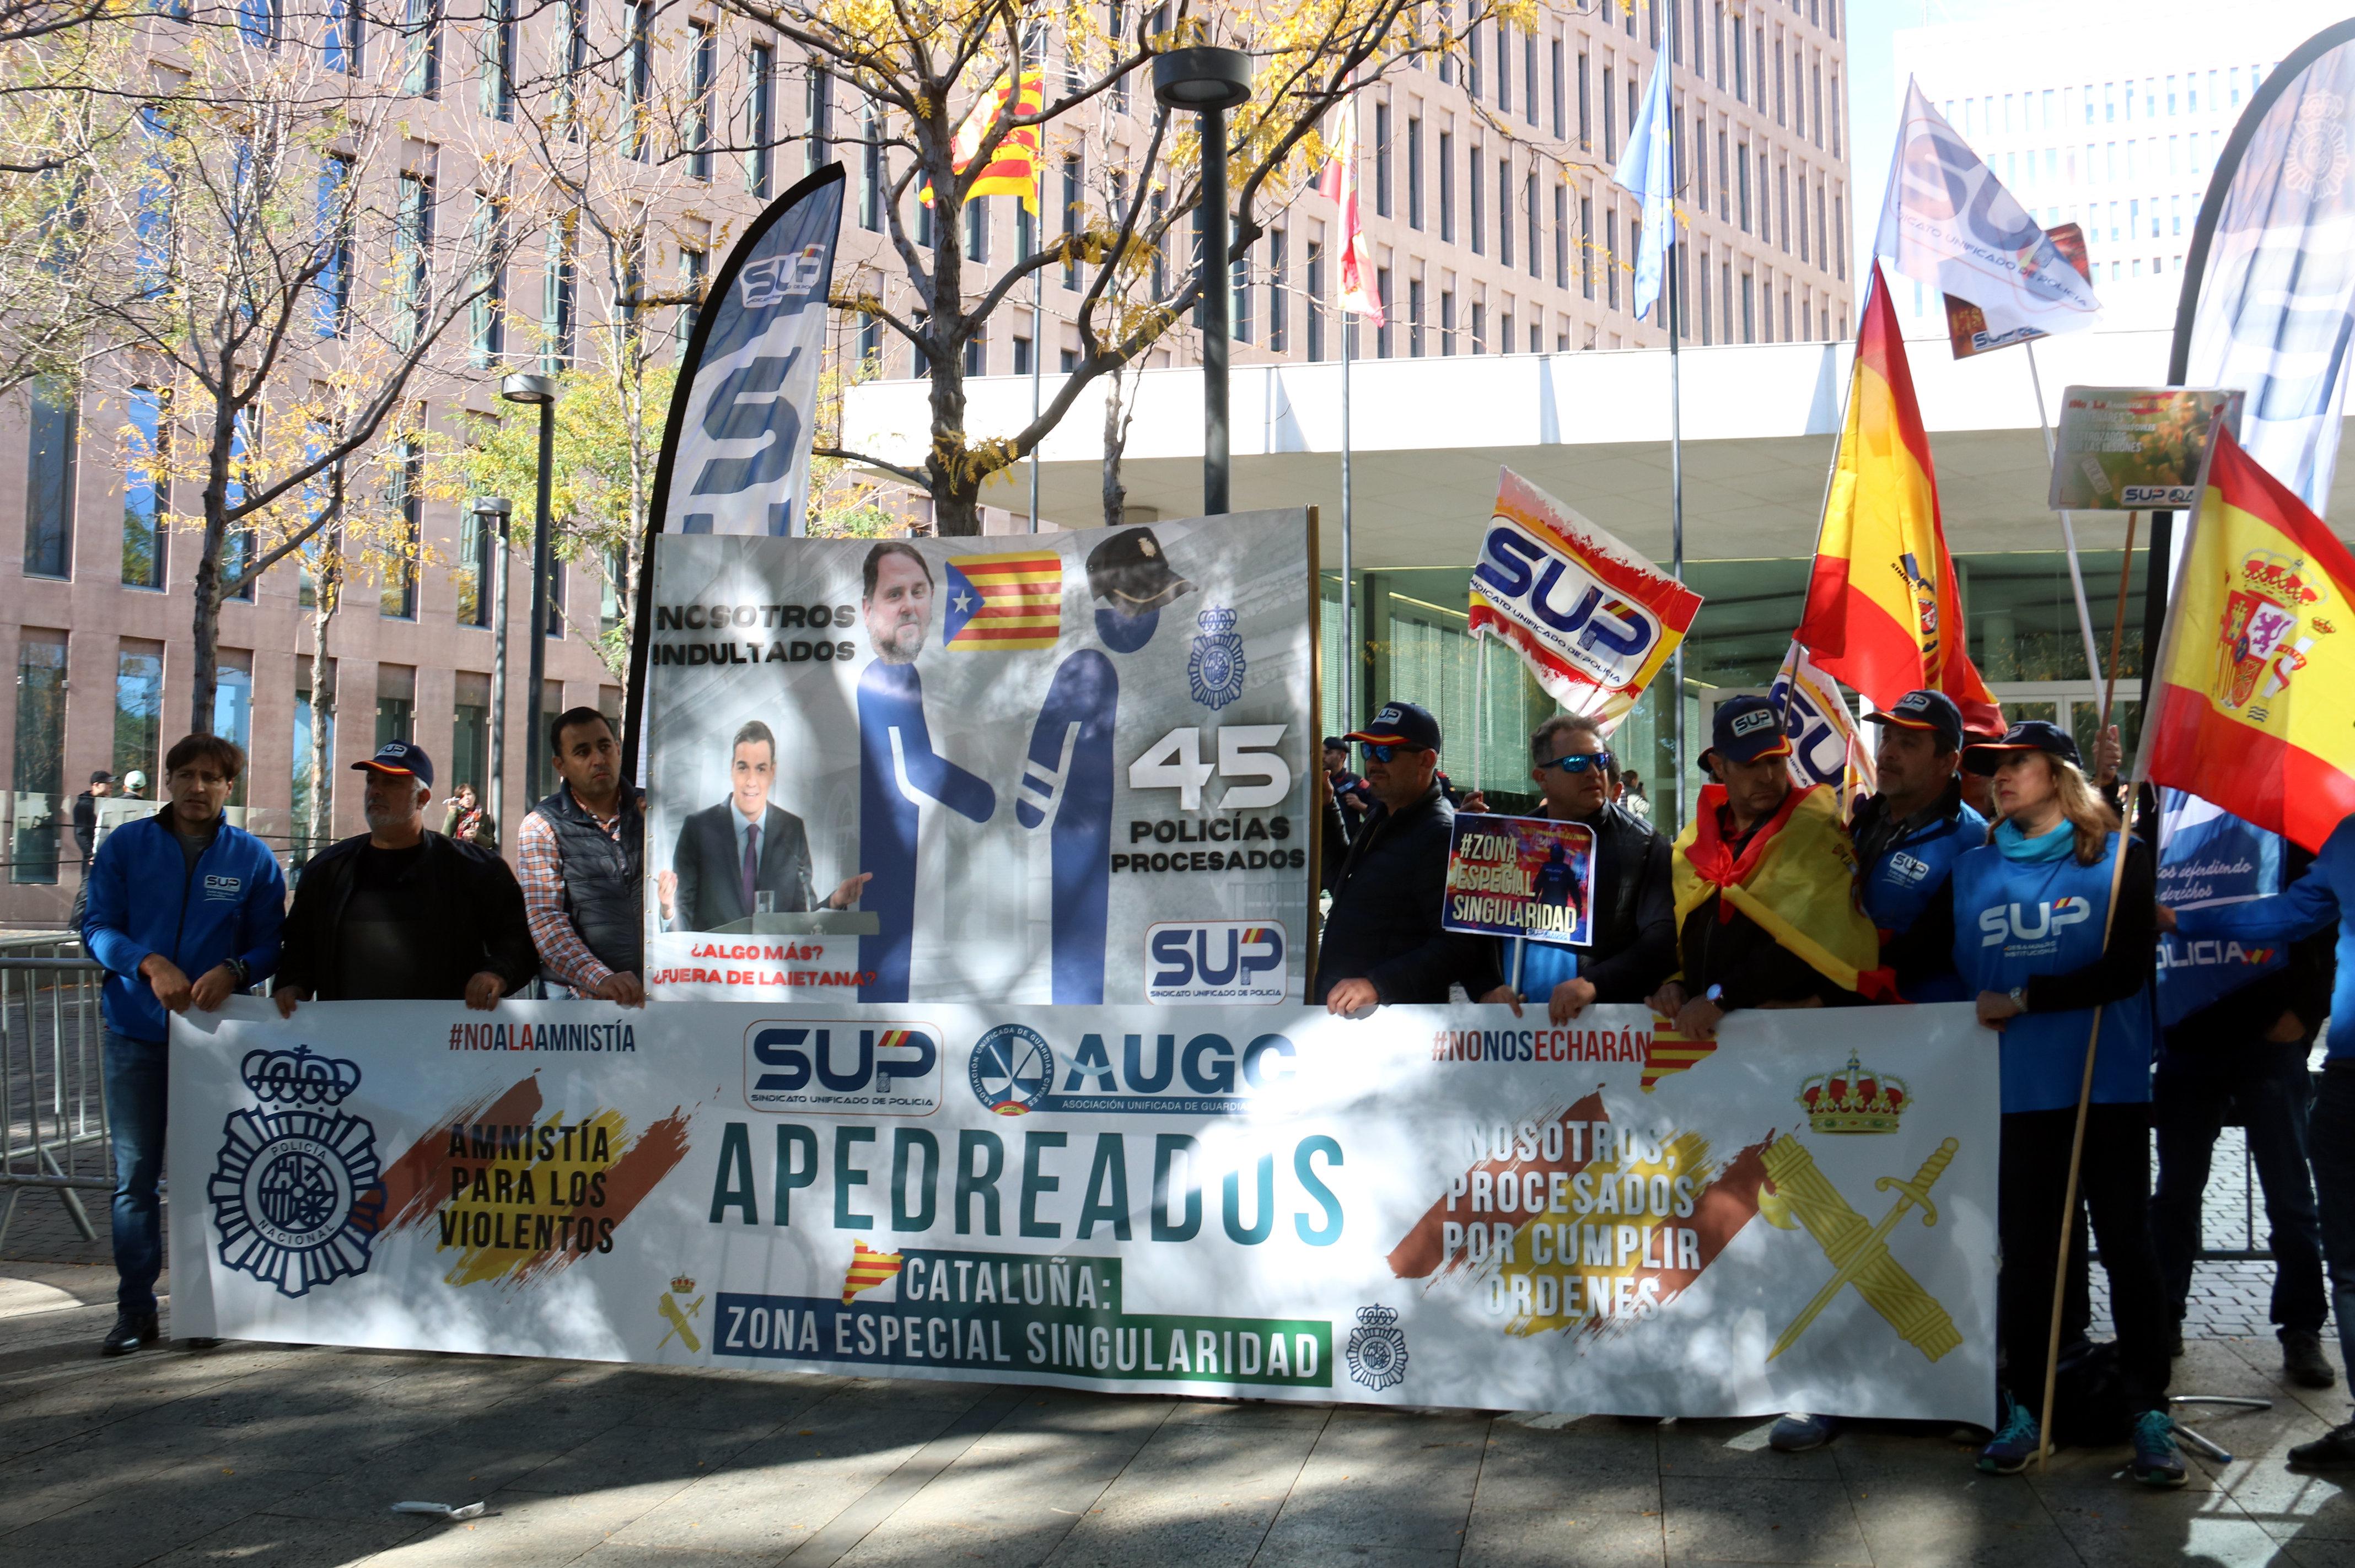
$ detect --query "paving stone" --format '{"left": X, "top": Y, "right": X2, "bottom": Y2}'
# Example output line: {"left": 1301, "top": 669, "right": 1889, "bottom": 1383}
{"left": 1250, "top": 1407, "right": 1491, "bottom": 1561}
{"left": 1044, "top": 1400, "right": 1326, "bottom": 1567}
{"left": 1659, "top": 1474, "right": 1872, "bottom": 1565}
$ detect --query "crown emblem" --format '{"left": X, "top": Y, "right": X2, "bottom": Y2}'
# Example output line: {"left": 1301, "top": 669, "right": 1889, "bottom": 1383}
{"left": 239, "top": 1046, "right": 361, "bottom": 1108}
{"left": 670, "top": 1275, "right": 696, "bottom": 1295}
{"left": 1354, "top": 1303, "right": 1399, "bottom": 1328}
{"left": 1197, "top": 605, "right": 1236, "bottom": 633}
{"left": 2241, "top": 551, "right": 2326, "bottom": 607}
{"left": 1797, "top": 1051, "right": 1908, "bottom": 1134}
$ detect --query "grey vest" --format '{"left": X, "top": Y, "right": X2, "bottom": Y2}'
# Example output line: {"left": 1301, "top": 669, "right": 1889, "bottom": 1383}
{"left": 531, "top": 784, "right": 643, "bottom": 985}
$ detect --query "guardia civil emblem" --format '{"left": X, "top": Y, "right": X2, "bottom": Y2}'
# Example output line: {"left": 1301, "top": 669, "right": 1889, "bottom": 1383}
{"left": 208, "top": 1046, "right": 384, "bottom": 1297}
{"left": 1188, "top": 605, "right": 1246, "bottom": 711}
{"left": 1345, "top": 1303, "right": 1409, "bottom": 1392}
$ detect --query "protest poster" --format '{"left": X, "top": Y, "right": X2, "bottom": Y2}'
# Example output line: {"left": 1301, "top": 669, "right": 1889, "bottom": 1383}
{"left": 2154, "top": 788, "right": 2289, "bottom": 1027}
{"left": 1944, "top": 223, "right": 2092, "bottom": 359}
{"left": 2048, "top": 387, "right": 2241, "bottom": 510}
{"left": 169, "top": 996, "right": 1998, "bottom": 1425}
{"left": 1467, "top": 468, "right": 1702, "bottom": 733}
{"left": 1443, "top": 813, "right": 1598, "bottom": 947}
{"left": 638, "top": 512, "right": 1316, "bottom": 1007}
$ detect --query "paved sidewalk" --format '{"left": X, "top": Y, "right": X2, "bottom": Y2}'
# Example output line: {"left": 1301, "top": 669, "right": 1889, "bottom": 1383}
{"left": 7, "top": 1264, "right": 2355, "bottom": 1567}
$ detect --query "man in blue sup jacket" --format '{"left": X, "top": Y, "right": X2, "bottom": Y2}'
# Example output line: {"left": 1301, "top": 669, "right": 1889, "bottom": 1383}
{"left": 857, "top": 542, "right": 996, "bottom": 1001}
{"left": 82, "top": 734, "right": 286, "bottom": 1357}
{"left": 1851, "top": 689, "right": 1986, "bottom": 1004}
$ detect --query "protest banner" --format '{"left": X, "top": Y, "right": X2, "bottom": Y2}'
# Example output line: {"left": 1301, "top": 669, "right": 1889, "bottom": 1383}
{"left": 2048, "top": 387, "right": 2239, "bottom": 511}
{"left": 639, "top": 512, "right": 1316, "bottom": 1007}
{"left": 2154, "top": 788, "right": 2289, "bottom": 1027}
{"left": 1443, "top": 813, "right": 1598, "bottom": 947}
{"left": 1467, "top": 469, "right": 1702, "bottom": 732}
{"left": 169, "top": 996, "right": 1998, "bottom": 1424}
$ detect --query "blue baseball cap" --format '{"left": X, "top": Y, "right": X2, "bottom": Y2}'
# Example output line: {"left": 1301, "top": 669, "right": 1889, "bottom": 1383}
{"left": 1346, "top": 701, "right": 1442, "bottom": 752}
{"left": 1704, "top": 694, "right": 1792, "bottom": 768}
{"left": 354, "top": 740, "right": 435, "bottom": 789}
{"left": 1962, "top": 720, "right": 2080, "bottom": 776}
{"left": 1882, "top": 688, "right": 1965, "bottom": 751}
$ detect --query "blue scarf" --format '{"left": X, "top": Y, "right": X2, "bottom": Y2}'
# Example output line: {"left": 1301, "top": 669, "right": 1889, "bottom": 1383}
{"left": 1994, "top": 816, "right": 2078, "bottom": 864}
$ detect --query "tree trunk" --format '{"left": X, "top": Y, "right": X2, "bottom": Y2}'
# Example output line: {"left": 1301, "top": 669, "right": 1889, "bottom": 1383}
{"left": 189, "top": 489, "right": 227, "bottom": 735}
{"left": 305, "top": 571, "right": 338, "bottom": 854}
{"left": 1102, "top": 361, "right": 1132, "bottom": 529}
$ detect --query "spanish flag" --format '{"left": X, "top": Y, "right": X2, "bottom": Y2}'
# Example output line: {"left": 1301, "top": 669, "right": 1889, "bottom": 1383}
{"left": 1671, "top": 782, "right": 1895, "bottom": 1001}
{"left": 841, "top": 1240, "right": 904, "bottom": 1305}
{"left": 919, "top": 67, "right": 1044, "bottom": 215}
{"left": 2138, "top": 426, "right": 2355, "bottom": 853}
{"left": 1795, "top": 263, "right": 2001, "bottom": 733}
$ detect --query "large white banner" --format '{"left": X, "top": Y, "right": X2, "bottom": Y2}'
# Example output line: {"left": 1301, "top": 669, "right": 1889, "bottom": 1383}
{"left": 639, "top": 515, "right": 1315, "bottom": 1008}
{"left": 169, "top": 998, "right": 1998, "bottom": 1424}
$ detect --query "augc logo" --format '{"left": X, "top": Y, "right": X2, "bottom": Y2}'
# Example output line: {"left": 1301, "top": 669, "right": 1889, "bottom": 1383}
{"left": 1145, "top": 921, "right": 1288, "bottom": 1004}
{"left": 1978, "top": 897, "right": 2093, "bottom": 946}
{"left": 745, "top": 1021, "right": 941, "bottom": 1114}
{"left": 967, "top": 1023, "right": 1298, "bottom": 1116}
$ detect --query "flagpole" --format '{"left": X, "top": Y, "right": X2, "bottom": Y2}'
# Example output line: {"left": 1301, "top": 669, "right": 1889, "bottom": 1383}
{"left": 1666, "top": 152, "right": 1686, "bottom": 832}
{"left": 1029, "top": 261, "right": 1042, "bottom": 532}
{"left": 1342, "top": 306, "right": 1356, "bottom": 729}
{"left": 2025, "top": 340, "right": 2105, "bottom": 712}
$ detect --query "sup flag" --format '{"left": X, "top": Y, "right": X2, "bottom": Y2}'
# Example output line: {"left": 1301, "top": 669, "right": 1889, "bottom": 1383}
{"left": 1875, "top": 78, "right": 2101, "bottom": 343}
{"left": 2137, "top": 427, "right": 2355, "bottom": 853}
{"left": 1467, "top": 468, "right": 1702, "bottom": 732}
{"left": 841, "top": 1240, "right": 905, "bottom": 1305}
{"left": 1797, "top": 263, "right": 2001, "bottom": 734}
{"left": 921, "top": 67, "right": 1045, "bottom": 214}
{"left": 1768, "top": 643, "right": 1877, "bottom": 817}
{"left": 943, "top": 551, "right": 1064, "bottom": 649}
{"left": 652, "top": 166, "right": 845, "bottom": 538}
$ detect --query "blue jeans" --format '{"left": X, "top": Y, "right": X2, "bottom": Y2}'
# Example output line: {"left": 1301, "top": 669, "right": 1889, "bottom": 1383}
{"left": 2309, "top": 1063, "right": 2355, "bottom": 1396}
{"left": 2152, "top": 1041, "right": 2327, "bottom": 1335}
{"left": 102, "top": 1030, "right": 168, "bottom": 1316}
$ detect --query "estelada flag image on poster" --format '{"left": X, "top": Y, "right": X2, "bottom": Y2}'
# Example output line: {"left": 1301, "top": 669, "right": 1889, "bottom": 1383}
{"left": 1796, "top": 262, "right": 2001, "bottom": 735}
{"left": 2137, "top": 427, "right": 2355, "bottom": 854}
{"left": 1467, "top": 468, "right": 1702, "bottom": 732}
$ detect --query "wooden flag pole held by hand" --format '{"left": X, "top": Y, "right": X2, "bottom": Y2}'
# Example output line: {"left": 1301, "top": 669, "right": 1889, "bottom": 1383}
{"left": 2102, "top": 513, "right": 2139, "bottom": 725}
{"left": 2033, "top": 783, "right": 2138, "bottom": 1470}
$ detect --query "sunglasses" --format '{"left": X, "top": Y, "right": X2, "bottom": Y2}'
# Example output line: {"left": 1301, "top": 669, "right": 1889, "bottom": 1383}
{"left": 1537, "top": 751, "right": 1614, "bottom": 775}
{"left": 1358, "top": 742, "right": 1428, "bottom": 764}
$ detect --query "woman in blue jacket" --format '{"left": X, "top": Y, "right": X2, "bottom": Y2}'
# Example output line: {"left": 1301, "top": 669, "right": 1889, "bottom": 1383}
{"left": 1952, "top": 721, "right": 2178, "bottom": 1486}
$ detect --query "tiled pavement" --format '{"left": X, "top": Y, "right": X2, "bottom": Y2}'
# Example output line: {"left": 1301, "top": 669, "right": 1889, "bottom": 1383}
{"left": 7, "top": 1256, "right": 2355, "bottom": 1568}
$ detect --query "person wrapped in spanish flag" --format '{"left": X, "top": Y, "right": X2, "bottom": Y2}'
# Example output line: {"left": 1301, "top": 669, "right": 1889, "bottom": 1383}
{"left": 1644, "top": 695, "right": 1891, "bottom": 1041}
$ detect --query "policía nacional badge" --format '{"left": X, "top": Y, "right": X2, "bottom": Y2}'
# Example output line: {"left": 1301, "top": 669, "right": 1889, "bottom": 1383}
{"left": 1345, "top": 1303, "right": 1410, "bottom": 1392}
{"left": 208, "top": 1045, "right": 385, "bottom": 1297}
{"left": 1188, "top": 605, "right": 1246, "bottom": 711}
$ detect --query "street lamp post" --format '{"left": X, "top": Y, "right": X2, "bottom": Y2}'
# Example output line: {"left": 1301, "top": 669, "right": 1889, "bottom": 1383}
{"left": 471, "top": 497, "right": 513, "bottom": 838}
{"left": 500, "top": 373, "right": 561, "bottom": 808}
{"left": 1153, "top": 46, "right": 1253, "bottom": 518}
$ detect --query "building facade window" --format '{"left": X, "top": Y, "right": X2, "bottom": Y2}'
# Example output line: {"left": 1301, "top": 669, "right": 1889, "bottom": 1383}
{"left": 748, "top": 44, "right": 775, "bottom": 198}
{"left": 1408, "top": 116, "right": 1424, "bottom": 230}
{"left": 1306, "top": 239, "right": 1325, "bottom": 360}
{"left": 214, "top": 649, "right": 252, "bottom": 807}
{"left": 23, "top": 376, "right": 75, "bottom": 580}
{"left": 113, "top": 640, "right": 163, "bottom": 801}
{"left": 13, "top": 631, "right": 68, "bottom": 882}
{"left": 452, "top": 670, "right": 491, "bottom": 805}
{"left": 123, "top": 387, "right": 166, "bottom": 589}
{"left": 376, "top": 662, "right": 416, "bottom": 749}
{"left": 1375, "top": 103, "right": 1392, "bottom": 217}
{"left": 382, "top": 438, "right": 421, "bottom": 618}
{"left": 1268, "top": 228, "right": 1287, "bottom": 352}
{"left": 687, "top": 25, "right": 714, "bottom": 179}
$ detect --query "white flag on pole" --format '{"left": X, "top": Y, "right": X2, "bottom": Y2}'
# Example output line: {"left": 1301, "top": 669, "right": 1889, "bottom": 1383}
{"left": 1315, "top": 95, "right": 1385, "bottom": 325}
{"left": 1876, "top": 78, "right": 2101, "bottom": 342}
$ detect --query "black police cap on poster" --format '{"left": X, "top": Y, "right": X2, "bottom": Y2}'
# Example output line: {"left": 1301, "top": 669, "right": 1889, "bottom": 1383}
{"left": 1085, "top": 527, "right": 1196, "bottom": 611}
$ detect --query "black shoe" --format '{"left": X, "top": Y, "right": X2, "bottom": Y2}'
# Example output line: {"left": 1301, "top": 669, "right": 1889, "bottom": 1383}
{"left": 2289, "top": 1420, "right": 2355, "bottom": 1468}
{"left": 101, "top": 1311, "right": 158, "bottom": 1357}
{"left": 2284, "top": 1330, "right": 2338, "bottom": 1389}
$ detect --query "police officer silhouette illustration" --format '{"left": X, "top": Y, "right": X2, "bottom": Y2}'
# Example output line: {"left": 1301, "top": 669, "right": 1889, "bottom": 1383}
{"left": 1017, "top": 529, "right": 1195, "bottom": 1002}
{"left": 856, "top": 542, "right": 996, "bottom": 1003}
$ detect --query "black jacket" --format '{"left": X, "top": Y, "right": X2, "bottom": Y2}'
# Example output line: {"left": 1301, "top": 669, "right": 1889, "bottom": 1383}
{"left": 1316, "top": 784, "right": 1503, "bottom": 1004}
{"left": 669, "top": 799, "right": 821, "bottom": 931}
{"left": 1497, "top": 801, "right": 1676, "bottom": 1003}
{"left": 277, "top": 832, "right": 537, "bottom": 1001}
{"left": 72, "top": 790, "right": 99, "bottom": 856}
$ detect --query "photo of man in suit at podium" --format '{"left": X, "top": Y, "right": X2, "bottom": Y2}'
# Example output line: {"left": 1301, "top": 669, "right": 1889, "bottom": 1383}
{"left": 658, "top": 719, "right": 869, "bottom": 932}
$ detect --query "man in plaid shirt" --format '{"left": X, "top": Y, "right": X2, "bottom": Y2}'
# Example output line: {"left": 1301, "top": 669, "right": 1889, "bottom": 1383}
{"left": 517, "top": 707, "right": 646, "bottom": 1004}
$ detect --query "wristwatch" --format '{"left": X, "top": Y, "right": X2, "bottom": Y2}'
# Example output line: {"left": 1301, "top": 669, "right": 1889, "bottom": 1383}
{"left": 2008, "top": 985, "right": 2030, "bottom": 1012}
{"left": 223, "top": 956, "right": 251, "bottom": 987}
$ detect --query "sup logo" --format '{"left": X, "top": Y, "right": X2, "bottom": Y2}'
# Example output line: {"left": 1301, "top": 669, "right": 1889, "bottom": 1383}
{"left": 746, "top": 1021, "right": 942, "bottom": 1113}
{"left": 1977, "top": 897, "right": 2093, "bottom": 946}
{"left": 966, "top": 1023, "right": 1297, "bottom": 1116}
{"left": 1472, "top": 524, "right": 1661, "bottom": 682}
{"left": 208, "top": 1046, "right": 384, "bottom": 1298}
{"left": 1145, "top": 921, "right": 1288, "bottom": 1004}
{"left": 1345, "top": 1303, "right": 1409, "bottom": 1392}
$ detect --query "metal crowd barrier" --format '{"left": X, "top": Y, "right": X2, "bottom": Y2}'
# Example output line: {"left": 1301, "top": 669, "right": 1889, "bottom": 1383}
{"left": 0, "top": 950, "right": 111, "bottom": 1253}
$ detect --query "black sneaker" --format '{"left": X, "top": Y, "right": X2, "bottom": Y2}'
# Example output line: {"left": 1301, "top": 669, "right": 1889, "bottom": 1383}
{"left": 101, "top": 1311, "right": 158, "bottom": 1357}
{"left": 2289, "top": 1419, "right": 2355, "bottom": 1469}
{"left": 2283, "top": 1330, "right": 2338, "bottom": 1389}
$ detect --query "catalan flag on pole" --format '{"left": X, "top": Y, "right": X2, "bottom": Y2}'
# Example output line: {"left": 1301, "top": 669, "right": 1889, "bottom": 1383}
{"left": 841, "top": 1240, "right": 904, "bottom": 1305}
{"left": 943, "top": 551, "right": 1063, "bottom": 650}
{"left": 920, "top": 67, "right": 1045, "bottom": 215}
{"left": 2137, "top": 426, "right": 2355, "bottom": 853}
{"left": 1795, "top": 262, "right": 2002, "bottom": 734}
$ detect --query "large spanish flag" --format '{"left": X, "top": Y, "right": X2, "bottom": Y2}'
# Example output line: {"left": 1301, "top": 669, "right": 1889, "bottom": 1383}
{"left": 1796, "top": 263, "right": 2001, "bottom": 733}
{"left": 2138, "top": 426, "right": 2355, "bottom": 853}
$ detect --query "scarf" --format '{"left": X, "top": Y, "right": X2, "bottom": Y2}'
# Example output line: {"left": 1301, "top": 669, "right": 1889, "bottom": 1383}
{"left": 1673, "top": 782, "right": 1894, "bottom": 1000}
{"left": 1995, "top": 816, "right": 2078, "bottom": 863}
